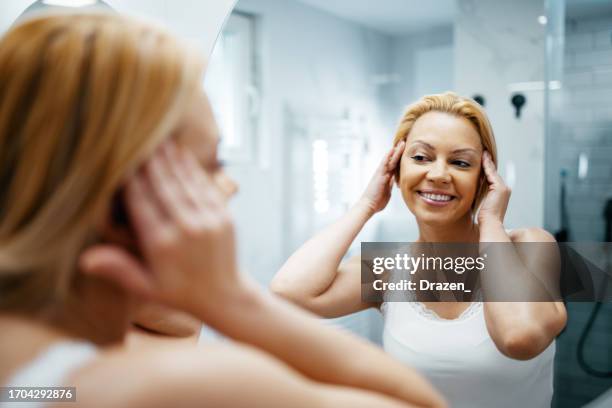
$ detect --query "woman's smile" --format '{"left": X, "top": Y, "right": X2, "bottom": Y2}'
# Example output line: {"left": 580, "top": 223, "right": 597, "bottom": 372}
{"left": 416, "top": 189, "right": 457, "bottom": 207}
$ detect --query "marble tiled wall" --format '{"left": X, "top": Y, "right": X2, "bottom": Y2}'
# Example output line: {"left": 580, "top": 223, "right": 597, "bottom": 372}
{"left": 454, "top": 0, "right": 548, "bottom": 230}
{"left": 552, "top": 13, "right": 612, "bottom": 408}
{"left": 558, "top": 15, "right": 612, "bottom": 242}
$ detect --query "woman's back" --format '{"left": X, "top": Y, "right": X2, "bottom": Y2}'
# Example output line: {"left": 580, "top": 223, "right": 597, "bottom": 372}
{"left": 0, "top": 316, "right": 420, "bottom": 408}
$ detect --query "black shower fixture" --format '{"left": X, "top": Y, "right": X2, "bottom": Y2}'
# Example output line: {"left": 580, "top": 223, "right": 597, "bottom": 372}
{"left": 472, "top": 94, "right": 486, "bottom": 107}
{"left": 511, "top": 93, "right": 526, "bottom": 118}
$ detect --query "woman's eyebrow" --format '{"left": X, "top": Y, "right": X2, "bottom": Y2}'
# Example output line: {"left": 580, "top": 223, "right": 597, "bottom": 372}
{"left": 408, "top": 141, "right": 478, "bottom": 155}
{"left": 409, "top": 140, "right": 435, "bottom": 150}
{"left": 452, "top": 148, "right": 479, "bottom": 154}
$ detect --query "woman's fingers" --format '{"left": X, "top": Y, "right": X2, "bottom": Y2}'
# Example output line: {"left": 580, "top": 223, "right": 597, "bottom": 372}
{"left": 387, "top": 172, "right": 395, "bottom": 189}
{"left": 125, "top": 172, "right": 166, "bottom": 242}
{"left": 146, "top": 146, "right": 193, "bottom": 221}
{"left": 378, "top": 145, "right": 397, "bottom": 173}
{"left": 125, "top": 172, "right": 169, "bottom": 253}
{"left": 147, "top": 141, "right": 229, "bottom": 232}
{"left": 387, "top": 141, "right": 405, "bottom": 172}
{"left": 178, "top": 146, "right": 226, "bottom": 209}
{"left": 478, "top": 151, "right": 512, "bottom": 225}
{"left": 117, "top": 139, "right": 239, "bottom": 311}
{"left": 482, "top": 151, "right": 505, "bottom": 186}
{"left": 162, "top": 142, "right": 202, "bottom": 209}
{"left": 375, "top": 141, "right": 405, "bottom": 179}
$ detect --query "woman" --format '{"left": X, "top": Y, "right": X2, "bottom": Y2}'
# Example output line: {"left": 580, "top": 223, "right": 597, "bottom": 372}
{"left": 271, "top": 93, "right": 567, "bottom": 407}
{"left": 0, "top": 13, "right": 447, "bottom": 408}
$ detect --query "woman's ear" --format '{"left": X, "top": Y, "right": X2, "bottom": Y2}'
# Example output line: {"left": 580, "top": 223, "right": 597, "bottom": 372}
{"left": 78, "top": 245, "right": 154, "bottom": 299}
{"left": 100, "top": 189, "right": 142, "bottom": 258}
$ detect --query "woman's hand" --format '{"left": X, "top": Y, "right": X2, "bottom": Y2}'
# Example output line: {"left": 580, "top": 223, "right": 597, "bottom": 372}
{"left": 80, "top": 141, "right": 242, "bottom": 315}
{"left": 477, "top": 151, "right": 511, "bottom": 227}
{"left": 358, "top": 141, "right": 405, "bottom": 214}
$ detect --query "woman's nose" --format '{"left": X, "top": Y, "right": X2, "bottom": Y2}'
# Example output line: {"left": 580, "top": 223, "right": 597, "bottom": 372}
{"left": 426, "top": 160, "right": 451, "bottom": 184}
{"left": 215, "top": 171, "right": 239, "bottom": 200}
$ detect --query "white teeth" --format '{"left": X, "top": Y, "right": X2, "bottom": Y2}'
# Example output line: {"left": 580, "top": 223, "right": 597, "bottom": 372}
{"left": 420, "top": 192, "right": 453, "bottom": 202}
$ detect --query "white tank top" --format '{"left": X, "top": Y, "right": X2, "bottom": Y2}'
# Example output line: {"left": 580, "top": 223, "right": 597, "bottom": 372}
{"left": 382, "top": 301, "right": 555, "bottom": 408}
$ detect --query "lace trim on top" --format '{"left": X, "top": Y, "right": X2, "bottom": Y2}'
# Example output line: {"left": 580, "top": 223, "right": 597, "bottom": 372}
{"left": 408, "top": 299, "right": 483, "bottom": 322}
{"left": 389, "top": 287, "right": 484, "bottom": 322}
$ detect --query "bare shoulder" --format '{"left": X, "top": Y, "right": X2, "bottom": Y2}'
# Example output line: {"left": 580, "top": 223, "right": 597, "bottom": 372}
{"left": 509, "top": 227, "right": 559, "bottom": 262}
{"left": 63, "top": 342, "right": 315, "bottom": 408}
{"left": 508, "top": 227, "right": 563, "bottom": 301}
{"left": 509, "top": 227, "right": 556, "bottom": 243}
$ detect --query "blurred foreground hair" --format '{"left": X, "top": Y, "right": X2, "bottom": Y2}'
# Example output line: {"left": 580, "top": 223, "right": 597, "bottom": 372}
{"left": 0, "top": 12, "right": 203, "bottom": 312}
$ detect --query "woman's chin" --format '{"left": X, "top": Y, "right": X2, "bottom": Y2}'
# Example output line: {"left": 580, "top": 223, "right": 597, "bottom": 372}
{"left": 417, "top": 214, "right": 454, "bottom": 227}
{"left": 412, "top": 206, "right": 470, "bottom": 226}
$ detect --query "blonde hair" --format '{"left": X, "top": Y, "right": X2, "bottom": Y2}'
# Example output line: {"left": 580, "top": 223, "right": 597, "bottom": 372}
{"left": 0, "top": 13, "right": 203, "bottom": 312}
{"left": 392, "top": 92, "right": 498, "bottom": 213}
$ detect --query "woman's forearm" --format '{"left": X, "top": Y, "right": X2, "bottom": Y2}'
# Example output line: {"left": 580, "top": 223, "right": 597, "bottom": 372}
{"left": 479, "top": 222, "right": 566, "bottom": 359}
{"left": 196, "top": 281, "right": 446, "bottom": 408}
{"left": 270, "top": 200, "right": 373, "bottom": 301}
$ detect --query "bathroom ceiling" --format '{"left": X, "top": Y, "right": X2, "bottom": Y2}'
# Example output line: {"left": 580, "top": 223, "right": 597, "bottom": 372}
{"left": 297, "top": 0, "right": 612, "bottom": 35}
{"left": 296, "top": 0, "right": 456, "bottom": 36}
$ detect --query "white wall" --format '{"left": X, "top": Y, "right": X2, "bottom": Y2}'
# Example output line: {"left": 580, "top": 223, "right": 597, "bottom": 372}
{"left": 389, "top": 25, "right": 454, "bottom": 120}
{"left": 223, "top": 0, "right": 408, "bottom": 342}
{"left": 414, "top": 46, "right": 454, "bottom": 98}
{"left": 454, "top": 0, "right": 547, "bottom": 229}
{"left": 376, "top": 26, "right": 454, "bottom": 242}
{"left": 229, "top": 0, "right": 395, "bottom": 285}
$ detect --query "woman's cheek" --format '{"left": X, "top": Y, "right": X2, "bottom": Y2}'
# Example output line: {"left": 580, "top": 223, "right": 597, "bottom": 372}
{"left": 400, "top": 163, "right": 425, "bottom": 188}
{"left": 398, "top": 170, "right": 419, "bottom": 210}
{"left": 455, "top": 171, "right": 480, "bottom": 205}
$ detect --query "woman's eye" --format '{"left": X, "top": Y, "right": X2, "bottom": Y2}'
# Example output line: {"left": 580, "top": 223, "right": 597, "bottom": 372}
{"left": 453, "top": 160, "right": 471, "bottom": 168}
{"left": 411, "top": 155, "right": 428, "bottom": 162}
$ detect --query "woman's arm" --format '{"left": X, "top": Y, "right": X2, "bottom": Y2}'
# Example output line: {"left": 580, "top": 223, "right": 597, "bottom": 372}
{"left": 480, "top": 223, "right": 567, "bottom": 360}
{"left": 477, "top": 152, "right": 567, "bottom": 360}
{"left": 81, "top": 143, "right": 444, "bottom": 407}
{"left": 196, "top": 279, "right": 446, "bottom": 408}
{"left": 270, "top": 201, "right": 374, "bottom": 316}
{"left": 69, "top": 342, "right": 425, "bottom": 408}
{"left": 271, "top": 142, "right": 405, "bottom": 317}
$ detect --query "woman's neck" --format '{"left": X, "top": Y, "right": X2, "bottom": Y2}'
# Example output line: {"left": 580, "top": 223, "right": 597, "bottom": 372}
{"left": 39, "top": 277, "right": 131, "bottom": 347}
{"left": 41, "top": 303, "right": 126, "bottom": 347}
{"left": 416, "top": 215, "right": 479, "bottom": 243}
